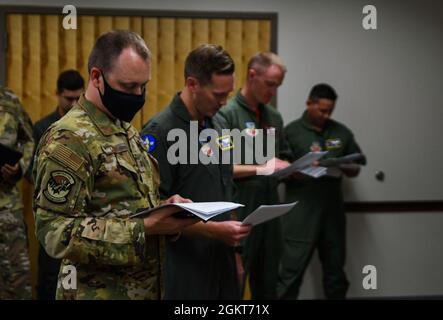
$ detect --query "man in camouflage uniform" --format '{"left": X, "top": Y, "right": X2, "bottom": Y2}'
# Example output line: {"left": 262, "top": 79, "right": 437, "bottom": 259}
{"left": 0, "top": 86, "right": 34, "bottom": 299}
{"left": 33, "top": 30, "right": 196, "bottom": 300}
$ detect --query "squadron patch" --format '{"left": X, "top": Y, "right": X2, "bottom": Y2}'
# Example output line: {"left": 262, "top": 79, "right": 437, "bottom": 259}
{"left": 44, "top": 171, "right": 75, "bottom": 204}
{"left": 326, "top": 138, "right": 342, "bottom": 150}
{"left": 141, "top": 134, "right": 157, "bottom": 153}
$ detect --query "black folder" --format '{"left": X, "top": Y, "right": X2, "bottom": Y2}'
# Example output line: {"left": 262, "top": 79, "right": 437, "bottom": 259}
{"left": 0, "top": 143, "right": 23, "bottom": 167}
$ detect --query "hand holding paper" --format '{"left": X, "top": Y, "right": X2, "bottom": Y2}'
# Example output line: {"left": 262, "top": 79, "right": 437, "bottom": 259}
{"left": 271, "top": 151, "right": 328, "bottom": 179}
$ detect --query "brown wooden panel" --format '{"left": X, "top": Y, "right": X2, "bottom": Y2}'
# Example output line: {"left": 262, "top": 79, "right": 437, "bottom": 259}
{"left": 242, "top": 20, "right": 259, "bottom": 70}
{"left": 6, "top": 14, "right": 23, "bottom": 98}
{"left": 142, "top": 17, "right": 158, "bottom": 124}
{"left": 128, "top": 17, "right": 143, "bottom": 131}
{"left": 226, "top": 20, "right": 243, "bottom": 93}
{"left": 157, "top": 18, "right": 175, "bottom": 111}
{"left": 175, "top": 19, "right": 192, "bottom": 90}
{"left": 192, "top": 19, "right": 209, "bottom": 49}
{"left": 77, "top": 15, "right": 95, "bottom": 83}
{"left": 41, "top": 15, "right": 59, "bottom": 117}
{"left": 114, "top": 16, "right": 130, "bottom": 30}
{"left": 96, "top": 16, "right": 113, "bottom": 38}
{"left": 258, "top": 20, "right": 271, "bottom": 52}
{"left": 209, "top": 19, "right": 226, "bottom": 48}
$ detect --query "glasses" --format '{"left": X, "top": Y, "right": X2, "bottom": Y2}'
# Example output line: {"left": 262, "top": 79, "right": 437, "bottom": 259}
{"left": 62, "top": 96, "right": 80, "bottom": 102}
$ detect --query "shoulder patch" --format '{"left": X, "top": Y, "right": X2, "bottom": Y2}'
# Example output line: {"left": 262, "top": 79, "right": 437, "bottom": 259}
{"left": 50, "top": 144, "right": 84, "bottom": 172}
{"left": 141, "top": 134, "right": 157, "bottom": 153}
{"left": 43, "top": 171, "right": 75, "bottom": 204}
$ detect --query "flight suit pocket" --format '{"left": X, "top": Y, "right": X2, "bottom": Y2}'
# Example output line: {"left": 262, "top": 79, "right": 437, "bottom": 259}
{"left": 80, "top": 217, "right": 133, "bottom": 244}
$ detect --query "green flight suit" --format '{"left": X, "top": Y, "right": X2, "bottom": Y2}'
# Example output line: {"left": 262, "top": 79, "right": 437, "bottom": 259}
{"left": 219, "top": 91, "right": 292, "bottom": 299}
{"left": 33, "top": 95, "right": 164, "bottom": 300}
{"left": 278, "top": 111, "right": 366, "bottom": 299}
{"left": 141, "top": 93, "right": 239, "bottom": 299}
{"left": 0, "top": 86, "right": 34, "bottom": 299}
{"left": 28, "top": 108, "right": 62, "bottom": 300}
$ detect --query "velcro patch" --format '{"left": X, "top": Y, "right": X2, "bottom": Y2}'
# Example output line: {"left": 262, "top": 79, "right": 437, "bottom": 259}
{"left": 43, "top": 171, "right": 75, "bottom": 204}
{"left": 50, "top": 144, "right": 84, "bottom": 172}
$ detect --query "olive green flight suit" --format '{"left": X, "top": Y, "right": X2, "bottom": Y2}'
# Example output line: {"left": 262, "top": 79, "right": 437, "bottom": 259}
{"left": 219, "top": 91, "right": 292, "bottom": 299}
{"left": 278, "top": 111, "right": 366, "bottom": 299}
{"left": 141, "top": 93, "right": 239, "bottom": 299}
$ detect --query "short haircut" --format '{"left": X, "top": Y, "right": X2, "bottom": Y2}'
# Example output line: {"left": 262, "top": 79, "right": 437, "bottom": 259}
{"left": 56, "top": 70, "right": 85, "bottom": 93}
{"left": 184, "top": 44, "right": 235, "bottom": 85}
{"left": 247, "top": 52, "right": 287, "bottom": 74}
{"left": 308, "top": 83, "right": 338, "bottom": 102}
{"left": 88, "top": 29, "right": 151, "bottom": 74}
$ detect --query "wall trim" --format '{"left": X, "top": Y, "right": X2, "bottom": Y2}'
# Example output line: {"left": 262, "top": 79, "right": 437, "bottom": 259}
{"left": 345, "top": 201, "right": 443, "bottom": 213}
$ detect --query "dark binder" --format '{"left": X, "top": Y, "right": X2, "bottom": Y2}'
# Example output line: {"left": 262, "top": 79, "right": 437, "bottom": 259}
{"left": 0, "top": 143, "right": 23, "bottom": 167}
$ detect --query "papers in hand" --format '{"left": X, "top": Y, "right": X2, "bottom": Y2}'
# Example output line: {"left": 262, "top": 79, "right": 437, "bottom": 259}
{"left": 130, "top": 201, "right": 244, "bottom": 221}
{"left": 272, "top": 151, "right": 328, "bottom": 179}
{"left": 242, "top": 202, "right": 298, "bottom": 226}
{"left": 318, "top": 153, "right": 366, "bottom": 167}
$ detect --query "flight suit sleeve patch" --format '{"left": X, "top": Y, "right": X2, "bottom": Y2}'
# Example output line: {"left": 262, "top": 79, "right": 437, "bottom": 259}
{"left": 141, "top": 134, "right": 157, "bottom": 153}
{"left": 50, "top": 143, "right": 85, "bottom": 172}
{"left": 43, "top": 171, "right": 76, "bottom": 204}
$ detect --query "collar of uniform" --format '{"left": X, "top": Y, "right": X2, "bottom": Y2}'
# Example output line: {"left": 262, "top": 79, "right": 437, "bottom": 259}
{"left": 301, "top": 110, "right": 331, "bottom": 133}
{"left": 77, "top": 94, "right": 126, "bottom": 136}
{"left": 170, "top": 92, "right": 193, "bottom": 123}
{"left": 234, "top": 90, "right": 265, "bottom": 116}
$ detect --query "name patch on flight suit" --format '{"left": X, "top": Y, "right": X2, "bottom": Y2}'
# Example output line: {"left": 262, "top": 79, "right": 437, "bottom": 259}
{"left": 44, "top": 171, "right": 75, "bottom": 204}
{"left": 216, "top": 135, "right": 234, "bottom": 151}
{"left": 326, "top": 138, "right": 342, "bottom": 150}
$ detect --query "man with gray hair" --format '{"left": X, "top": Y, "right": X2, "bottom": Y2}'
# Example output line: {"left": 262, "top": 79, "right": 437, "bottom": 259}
{"left": 219, "top": 52, "right": 292, "bottom": 299}
{"left": 33, "top": 30, "right": 196, "bottom": 300}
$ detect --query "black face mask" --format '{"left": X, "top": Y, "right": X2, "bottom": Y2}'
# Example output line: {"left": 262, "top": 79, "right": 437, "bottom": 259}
{"left": 98, "top": 72, "right": 145, "bottom": 122}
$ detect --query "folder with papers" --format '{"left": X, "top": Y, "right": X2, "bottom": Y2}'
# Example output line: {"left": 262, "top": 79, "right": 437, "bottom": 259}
{"left": 130, "top": 201, "right": 244, "bottom": 221}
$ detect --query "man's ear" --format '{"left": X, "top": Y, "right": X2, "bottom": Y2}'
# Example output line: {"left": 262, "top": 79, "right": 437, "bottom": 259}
{"left": 90, "top": 67, "right": 102, "bottom": 88}
{"left": 247, "top": 68, "right": 257, "bottom": 81}
{"left": 185, "top": 76, "right": 199, "bottom": 92}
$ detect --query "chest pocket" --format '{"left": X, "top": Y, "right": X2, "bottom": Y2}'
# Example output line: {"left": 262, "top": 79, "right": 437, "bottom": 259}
{"left": 98, "top": 143, "right": 145, "bottom": 199}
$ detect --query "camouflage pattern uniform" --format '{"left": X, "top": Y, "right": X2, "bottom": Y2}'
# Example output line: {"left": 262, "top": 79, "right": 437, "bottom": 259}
{"left": 0, "top": 86, "right": 33, "bottom": 299}
{"left": 33, "top": 95, "right": 163, "bottom": 300}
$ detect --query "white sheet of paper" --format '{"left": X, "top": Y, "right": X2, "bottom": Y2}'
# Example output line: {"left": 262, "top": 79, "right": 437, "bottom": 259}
{"left": 175, "top": 202, "right": 244, "bottom": 216}
{"left": 272, "top": 151, "right": 328, "bottom": 178}
{"left": 242, "top": 202, "right": 298, "bottom": 226}
{"left": 299, "top": 165, "right": 328, "bottom": 178}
